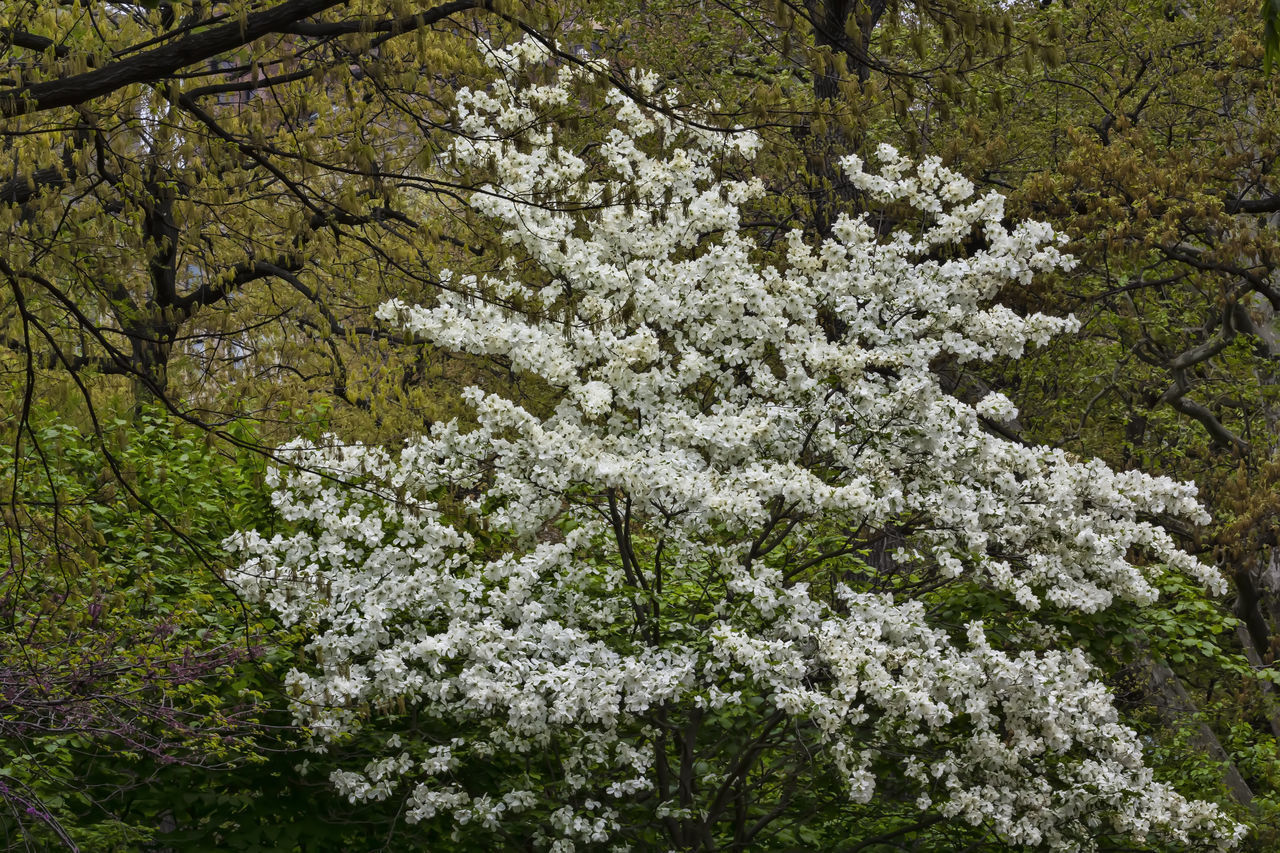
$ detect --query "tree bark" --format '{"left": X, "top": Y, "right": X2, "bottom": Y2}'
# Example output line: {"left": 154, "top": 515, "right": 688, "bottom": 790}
{"left": 1140, "top": 653, "right": 1256, "bottom": 810}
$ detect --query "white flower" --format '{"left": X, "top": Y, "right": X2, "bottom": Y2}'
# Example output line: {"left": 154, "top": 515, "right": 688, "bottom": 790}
{"left": 975, "top": 391, "right": 1018, "bottom": 423}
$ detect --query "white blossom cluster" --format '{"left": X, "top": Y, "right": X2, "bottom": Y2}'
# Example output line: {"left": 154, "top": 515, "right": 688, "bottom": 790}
{"left": 226, "top": 41, "right": 1242, "bottom": 851}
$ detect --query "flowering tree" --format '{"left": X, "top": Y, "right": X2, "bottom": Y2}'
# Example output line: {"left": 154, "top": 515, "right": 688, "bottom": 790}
{"left": 226, "top": 41, "right": 1244, "bottom": 851}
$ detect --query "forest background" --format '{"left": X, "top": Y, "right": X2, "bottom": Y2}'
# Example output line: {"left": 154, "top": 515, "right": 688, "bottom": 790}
{"left": 3, "top": 0, "right": 1280, "bottom": 849}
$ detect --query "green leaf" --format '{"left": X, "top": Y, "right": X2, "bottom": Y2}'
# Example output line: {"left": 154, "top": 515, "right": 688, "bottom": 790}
{"left": 1265, "top": 0, "right": 1280, "bottom": 72}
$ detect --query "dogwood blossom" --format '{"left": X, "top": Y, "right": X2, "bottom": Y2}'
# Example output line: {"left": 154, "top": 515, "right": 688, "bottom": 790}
{"left": 226, "top": 41, "right": 1242, "bottom": 851}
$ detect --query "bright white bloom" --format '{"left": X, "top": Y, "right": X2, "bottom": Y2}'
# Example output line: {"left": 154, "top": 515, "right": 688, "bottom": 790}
{"left": 226, "top": 40, "right": 1241, "bottom": 851}
{"left": 975, "top": 391, "right": 1019, "bottom": 423}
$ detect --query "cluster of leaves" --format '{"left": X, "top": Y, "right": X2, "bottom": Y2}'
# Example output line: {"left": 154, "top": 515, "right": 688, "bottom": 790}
{"left": 0, "top": 404, "right": 279, "bottom": 848}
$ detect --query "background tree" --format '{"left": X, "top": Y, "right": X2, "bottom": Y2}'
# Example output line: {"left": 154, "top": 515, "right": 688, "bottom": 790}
{"left": 0, "top": 0, "right": 544, "bottom": 424}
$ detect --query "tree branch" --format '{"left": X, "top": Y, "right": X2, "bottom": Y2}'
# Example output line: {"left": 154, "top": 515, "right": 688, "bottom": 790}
{"left": 0, "top": 0, "right": 483, "bottom": 118}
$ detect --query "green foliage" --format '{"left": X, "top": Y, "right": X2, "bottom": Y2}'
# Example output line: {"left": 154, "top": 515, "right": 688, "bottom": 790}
{"left": 0, "top": 407, "right": 279, "bottom": 848}
{"left": 0, "top": 403, "right": 517, "bottom": 850}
